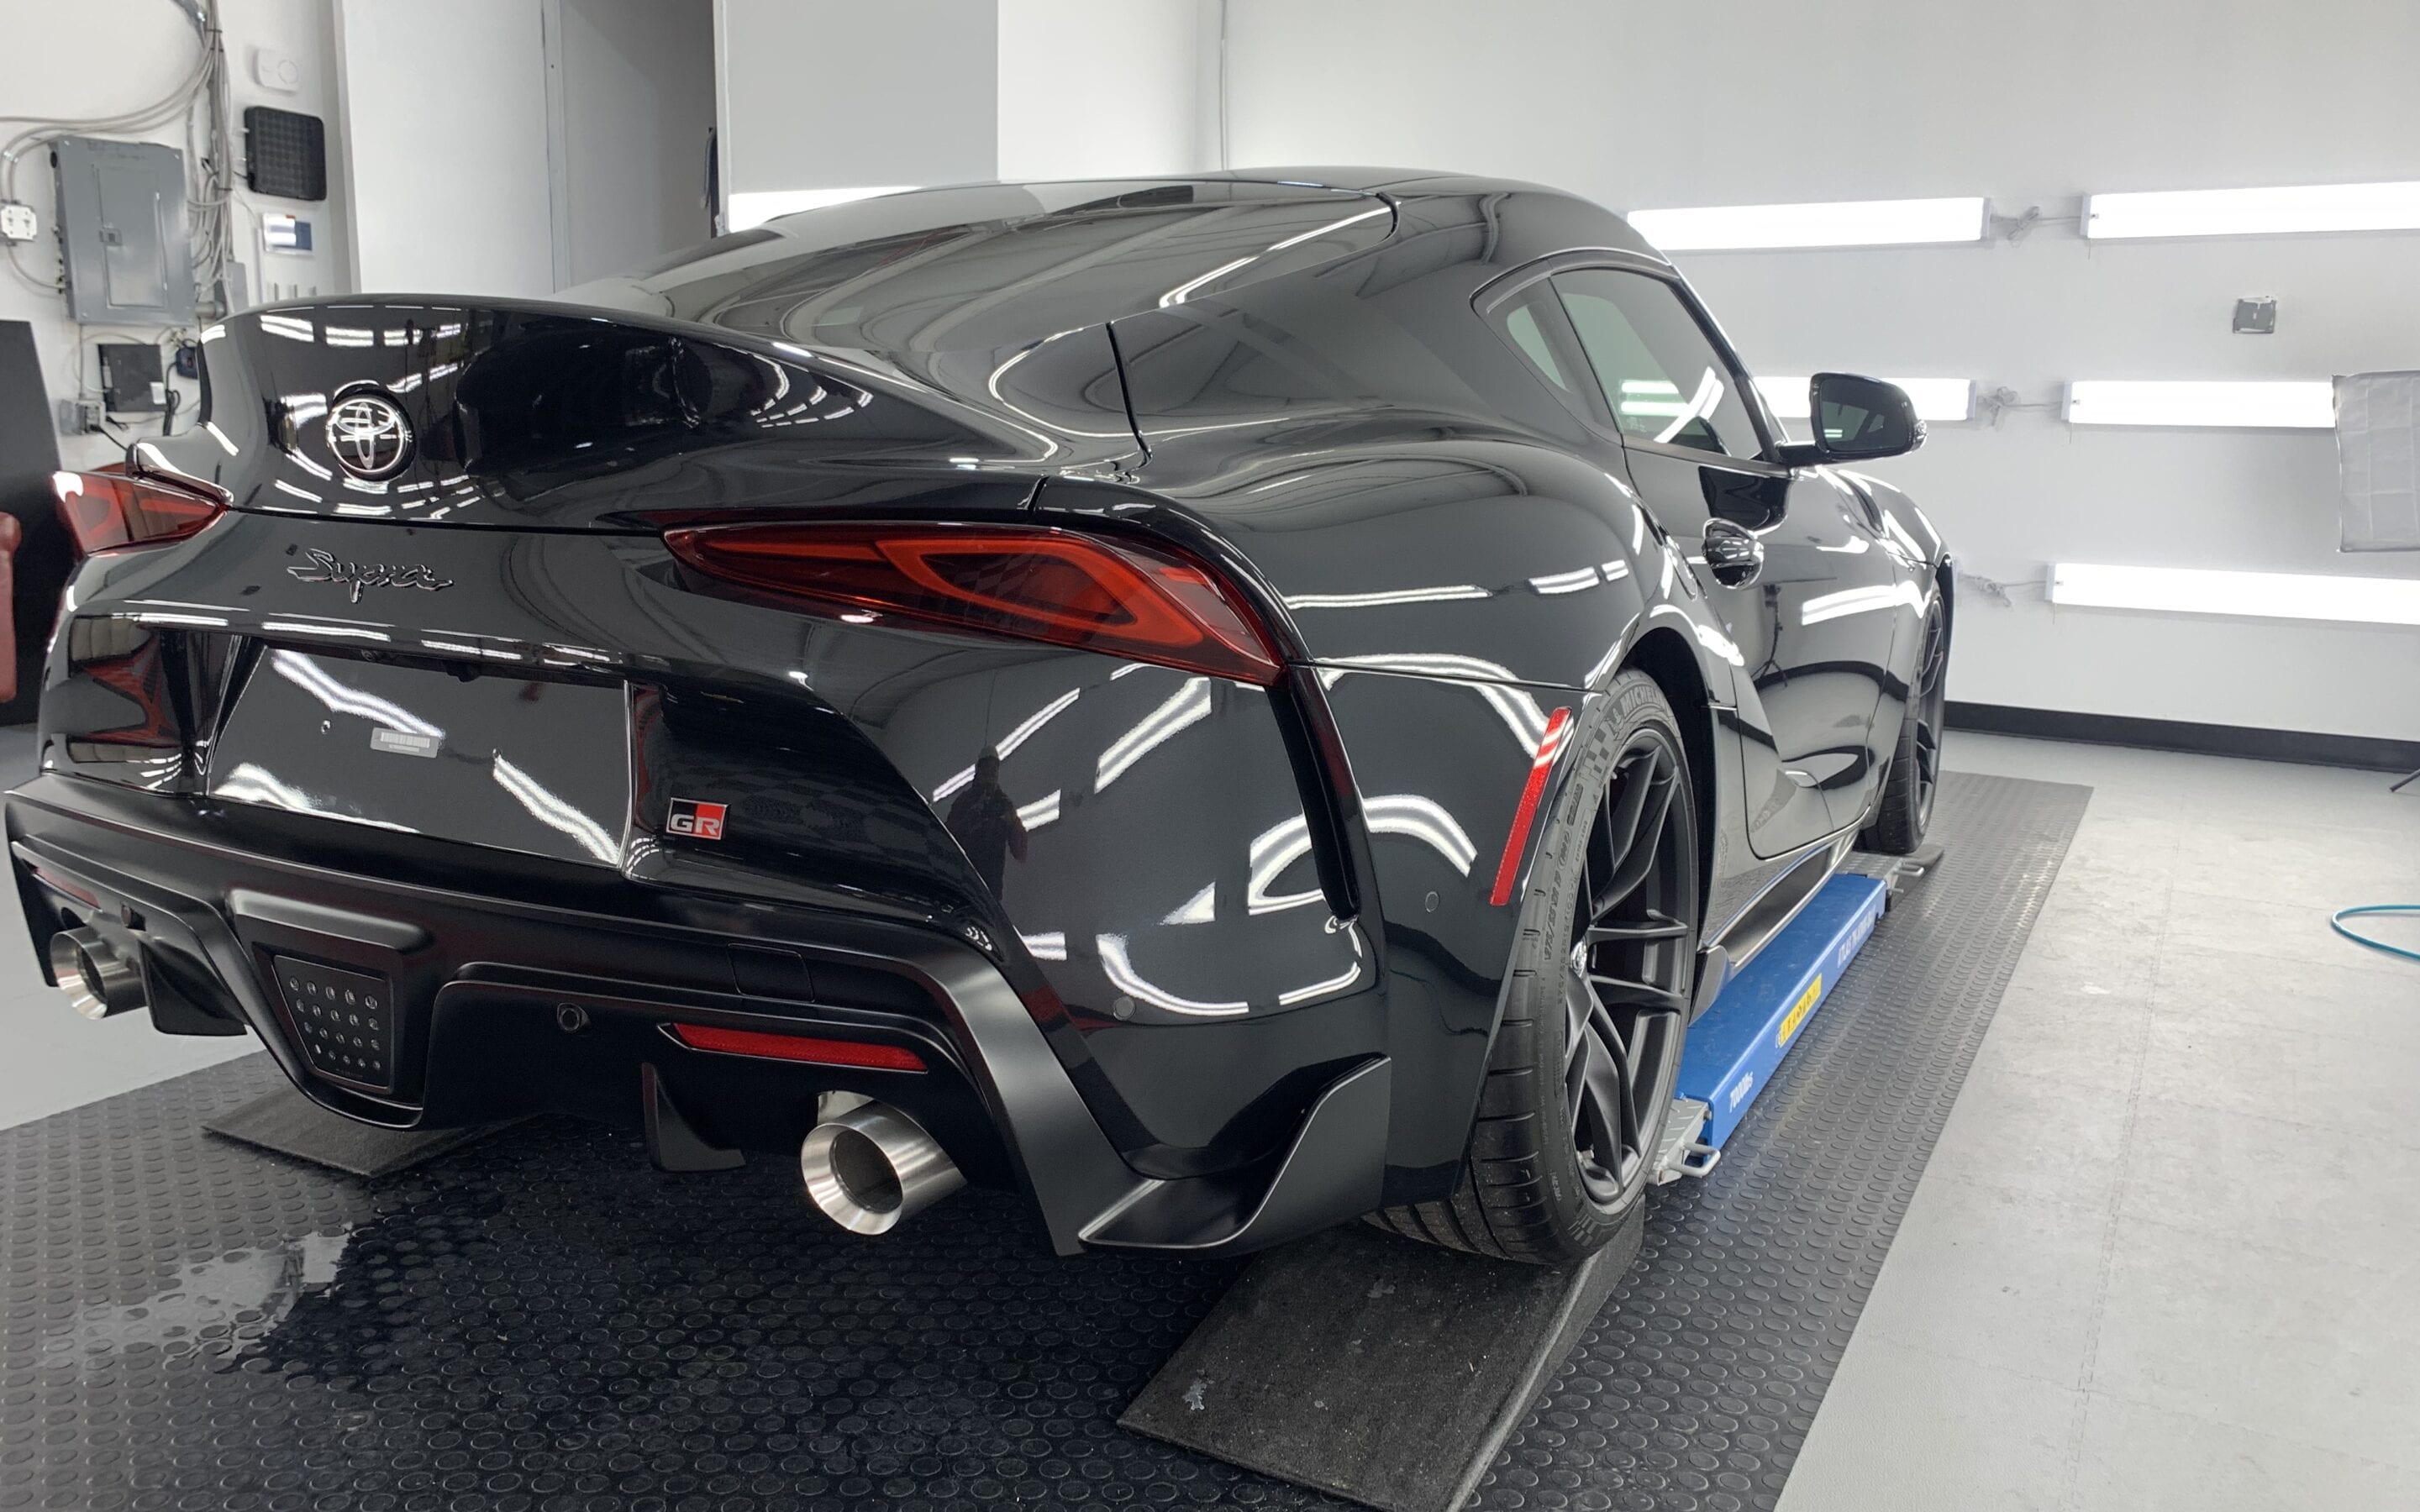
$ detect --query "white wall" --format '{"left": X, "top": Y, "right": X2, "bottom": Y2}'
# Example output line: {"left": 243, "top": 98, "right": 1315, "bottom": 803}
{"left": 997, "top": 0, "right": 1207, "bottom": 181}
{"left": 1218, "top": 0, "right": 2420, "bottom": 742}
{"left": 715, "top": 0, "right": 1000, "bottom": 202}
{"left": 714, "top": 0, "right": 1207, "bottom": 218}
{"left": 551, "top": 0, "right": 716, "bottom": 286}
{"left": 0, "top": 0, "right": 350, "bottom": 470}
{"left": 335, "top": 0, "right": 555, "bottom": 297}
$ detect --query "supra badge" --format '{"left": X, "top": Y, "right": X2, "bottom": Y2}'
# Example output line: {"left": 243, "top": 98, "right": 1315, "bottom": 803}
{"left": 667, "top": 798, "right": 727, "bottom": 839}
{"left": 287, "top": 547, "right": 453, "bottom": 602}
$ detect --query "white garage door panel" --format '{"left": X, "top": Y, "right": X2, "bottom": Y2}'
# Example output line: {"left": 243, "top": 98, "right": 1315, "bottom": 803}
{"left": 335, "top": 0, "right": 555, "bottom": 297}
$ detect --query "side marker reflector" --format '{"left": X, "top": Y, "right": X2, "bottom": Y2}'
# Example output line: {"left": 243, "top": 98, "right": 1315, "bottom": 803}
{"left": 1489, "top": 706, "right": 1574, "bottom": 907}
{"left": 669, "top": 1022, "right": 926, "bottom": 1072}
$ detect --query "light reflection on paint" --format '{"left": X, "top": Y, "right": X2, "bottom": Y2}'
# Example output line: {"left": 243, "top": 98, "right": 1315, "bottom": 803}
{"left": 1246, "top": 816, "right": 1323, "bottom": 916}
{"left": 933, "top": 685, "right": 1082, "bottom": 801}
{"left": 1015, "top": 789, "right": 1061, "bottom": 830}
{"left": 1019, "top": 930, "right": 1068, "bottom": 961}
{"left": 1163, "top": 883, "right": 1217, "bottom": 925}
{"left": 1276, "top": 936, "right": 1365, "bottom": 1007}
{"left": 213, "top": 762, "right": 415, "bottom": 831}
{"left": 1097, "top": 933, "right": 1249, "bottom": 1017}
{"left": 1284, "top": 585, "right": 1491, "bottom": 610}
{"left": 269, "top": 650, "right": 441, "bottom": 737}
{"left": 491, "top": 753, "right": 621, "bottom": 864}
{"left": 1365, "top": 794, "right": 1477, "bottom": 874}
{"left": 1095, "top": 676, "right": 1212, "bottom": 790}
{"left": 1318, "top": 653, "right": 1549, "bottom": 753}
{"left": 1800, "top": 581, "right": 1923, "bottom": 626}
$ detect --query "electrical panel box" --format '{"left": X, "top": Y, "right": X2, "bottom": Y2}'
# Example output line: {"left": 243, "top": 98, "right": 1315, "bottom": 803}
{"left": 52, "top": 135, "right": 194, "bottom": 326}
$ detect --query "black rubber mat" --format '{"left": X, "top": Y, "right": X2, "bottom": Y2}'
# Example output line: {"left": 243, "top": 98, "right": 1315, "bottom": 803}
{"left": 0, "top": 772, "right": 2084, "bottom": 1511}
{"left": 205, "top": 1083, "right": 519, "bottom": 1178}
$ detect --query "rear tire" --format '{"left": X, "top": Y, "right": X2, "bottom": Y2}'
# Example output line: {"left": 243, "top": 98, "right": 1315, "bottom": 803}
{"left": 1860, "top": 597, "right": 1948, "bottom": 856}
{"left": 1369, "top": 670, "right": 1699, "bottom": 1265}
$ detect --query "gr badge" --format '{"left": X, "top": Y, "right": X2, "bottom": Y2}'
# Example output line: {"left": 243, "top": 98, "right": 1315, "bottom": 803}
{"left": 668, "top": 799, "right": 728, "bottom": 839}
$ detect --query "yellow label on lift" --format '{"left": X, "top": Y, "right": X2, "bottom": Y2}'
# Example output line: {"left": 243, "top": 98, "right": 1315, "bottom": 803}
{"left": 1776, "top": 976, "right": 1823, "bottom": 1047}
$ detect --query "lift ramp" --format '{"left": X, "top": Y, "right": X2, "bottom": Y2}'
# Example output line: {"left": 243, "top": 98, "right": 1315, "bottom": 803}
{"left": 1123, "top": 869, "right": 1899, "bottom": 1512}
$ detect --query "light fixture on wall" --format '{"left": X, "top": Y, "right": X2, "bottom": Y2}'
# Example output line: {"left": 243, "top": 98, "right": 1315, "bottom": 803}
{"left": 2083, "top": 181, "right": 2420, "bottom": 239}
{"left": 2048, "top": 563, "right": 2420, "bottom": 627}
{"left": 1755, "top": 376, "right": 1975, "bottom": 423}
{"left": 727, "top": 186, "right": 919, "bottom": 233}
{"left": 2064, "top": 381, "right": 2334, "bottom": 429}
{"left": 1623, "top": 197, "right": 1988, "bottom": 251}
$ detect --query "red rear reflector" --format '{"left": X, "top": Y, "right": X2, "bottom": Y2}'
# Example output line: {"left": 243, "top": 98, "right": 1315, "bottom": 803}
{"left": 669, "top": 1021, "right": 926, "bottom": 1072}
{"left": 52, "top": 470, "right": 223, "bottom": 554}
{"left": 29, "top": 866, "right": 101, "bottom": 911}
{"left": 1489, "top": 706, "right": 1574, "bottom": 907}
{"left": 661, "top": 522, "right": 1284, "bottom": 685}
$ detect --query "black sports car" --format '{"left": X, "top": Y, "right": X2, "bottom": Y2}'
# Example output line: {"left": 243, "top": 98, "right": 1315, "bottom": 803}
{"left": 18, "top": 171, "right": 1949, "bottom": 1265}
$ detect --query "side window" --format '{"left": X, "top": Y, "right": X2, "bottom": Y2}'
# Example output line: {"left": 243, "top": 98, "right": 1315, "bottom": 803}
{"left": 1493, "top": 282, "right": 1577, "bottom": 396}
{"left": 1550, "top": 269, "right": 1764, "bottom": 461}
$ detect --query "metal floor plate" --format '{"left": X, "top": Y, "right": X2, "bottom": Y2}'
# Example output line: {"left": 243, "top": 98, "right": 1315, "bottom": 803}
{"left": 0, "top": 773, "right": 2086, "bottom": 1511}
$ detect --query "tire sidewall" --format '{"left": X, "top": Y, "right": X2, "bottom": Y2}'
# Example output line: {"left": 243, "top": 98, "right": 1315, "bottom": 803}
{"left": 1502, "top": 670, "right": 1697, "bottom": 1255}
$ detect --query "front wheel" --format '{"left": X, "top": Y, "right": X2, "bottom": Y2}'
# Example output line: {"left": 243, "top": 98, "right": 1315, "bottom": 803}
{"left": 1860, "top": 596, "right": 1949, "bottom": 856}
{"left": 1370, "top": 670, "right": 1699, "bottom": 1265}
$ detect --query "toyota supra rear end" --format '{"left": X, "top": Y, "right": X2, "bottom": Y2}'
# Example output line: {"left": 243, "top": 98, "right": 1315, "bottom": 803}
{"left": 13, "top": 173, "right": 1950, "bottom": 1263}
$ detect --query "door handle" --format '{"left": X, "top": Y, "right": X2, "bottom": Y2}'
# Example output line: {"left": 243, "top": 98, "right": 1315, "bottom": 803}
{"left": 1701, "top": 519, "right": 1765, "bottom": 588}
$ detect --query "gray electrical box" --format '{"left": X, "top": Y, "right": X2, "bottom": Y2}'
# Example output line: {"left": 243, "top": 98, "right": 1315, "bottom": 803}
{"left": 53, "top": 136, "right": 194, "bottom": 326}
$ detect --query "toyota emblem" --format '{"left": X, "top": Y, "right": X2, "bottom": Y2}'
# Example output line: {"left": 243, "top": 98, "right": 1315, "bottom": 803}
{"left": 324, "top": 392, "right": 414, "bottom": 480}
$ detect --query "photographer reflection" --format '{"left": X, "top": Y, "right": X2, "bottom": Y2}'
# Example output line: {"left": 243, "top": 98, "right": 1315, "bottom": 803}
{"left": 944, "top": 747, "right": 1028, "bottom": 894}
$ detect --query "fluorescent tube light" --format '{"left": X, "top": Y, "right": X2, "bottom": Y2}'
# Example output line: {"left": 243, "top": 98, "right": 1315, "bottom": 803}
{"left": 1757, "top": 376, "right": 1975, "bottom": 423}
{"left": 2048, "top": 563, "right": 2420, "bottom": 627}
{"left": 2084, "top": 181, "right": 2420, "bottom": 240}
{"left": 1626, "top": 197, "right": 1987, "bottom": 251}
{"left": 727, "top": 186, "right": 918, "bottom": 232}
{"left": 2065, "top": 381, "right": 2333, "bottom": 429}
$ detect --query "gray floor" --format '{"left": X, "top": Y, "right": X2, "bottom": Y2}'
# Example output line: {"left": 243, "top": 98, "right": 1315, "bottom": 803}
{"left": 1780, "top": 733, "right": 2420, "bottom": 1511}
{"left": 0, "top": 727, "right": 254, "bottom": 1133}
{"left": 1, "top": 732, "right": 2416, "bottom": 1504}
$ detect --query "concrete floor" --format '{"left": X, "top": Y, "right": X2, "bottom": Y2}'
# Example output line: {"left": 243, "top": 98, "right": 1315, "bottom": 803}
{"left": 2, "top": 732, "right": 2415, "bottom": 1503}
{"left": 0, "top": 727, "right": 255, "bottom": 1133}
{"left": 1781, "top": 732, "right": 2420, "bottom": 1511}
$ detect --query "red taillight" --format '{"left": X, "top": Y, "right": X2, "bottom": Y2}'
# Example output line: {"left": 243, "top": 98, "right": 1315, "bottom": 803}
{"left": 661, "top": 522, "right": 1284, "bottom": 685}
{"left": 668, "top": 1021, "right": 927, "bottom": 1072}
{"left": 52, "top": 470, "right": 223, "bottom": 554}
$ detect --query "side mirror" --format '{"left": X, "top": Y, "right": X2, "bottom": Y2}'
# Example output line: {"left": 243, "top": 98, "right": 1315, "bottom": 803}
{"left": 1775, "top": 373, "right": 1924, "bottom": 466}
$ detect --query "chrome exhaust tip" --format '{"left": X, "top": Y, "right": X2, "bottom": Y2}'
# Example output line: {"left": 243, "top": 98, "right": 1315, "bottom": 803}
{"left": 799, "top": 1101, "right": 964, "bottom": 1235}
{"left": 48, "top": 927, "right": 147, "bottom": 1021}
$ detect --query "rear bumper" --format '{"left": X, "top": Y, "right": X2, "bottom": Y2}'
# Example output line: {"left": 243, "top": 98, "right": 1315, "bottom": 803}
{"left": 7, "top": 773, "right": 1386, "bottom": 1257}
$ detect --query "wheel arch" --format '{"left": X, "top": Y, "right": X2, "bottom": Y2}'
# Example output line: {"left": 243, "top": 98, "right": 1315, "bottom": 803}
{"left": 1618, "top": 625, "right": 1719, "bottom": 932}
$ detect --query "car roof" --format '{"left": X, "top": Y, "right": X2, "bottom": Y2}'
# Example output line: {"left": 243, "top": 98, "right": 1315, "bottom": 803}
{"left": 560, "top": 171, "right": 1631, "bottom": 354}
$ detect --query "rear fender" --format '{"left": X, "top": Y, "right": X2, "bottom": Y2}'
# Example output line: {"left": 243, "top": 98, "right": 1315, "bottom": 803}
{"left": 46, "top": 510, "right": 1379, "bottom": 1183}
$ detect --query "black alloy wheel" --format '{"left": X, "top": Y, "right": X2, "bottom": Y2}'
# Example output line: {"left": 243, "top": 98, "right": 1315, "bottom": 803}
{"left": 1370, "top": 670, "right": 1699, "bottom": 1264}
{"left": 1565, "top": 728, "right": 1692, "bottom": 1206}
{"left": 1907, "top": 602, "right": 1949, "bottom": 833}
{"left": 1861, "top": 600, "right": 1949, "bottom": 854}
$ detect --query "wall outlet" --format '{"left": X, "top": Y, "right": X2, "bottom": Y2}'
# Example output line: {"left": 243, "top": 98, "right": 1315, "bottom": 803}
{"left": 57, "top": 397, "right": 104, "bottom": 435}
{"left": 0, "top": 202, "right": 36, "bottom": 243}
{"left": 251, "top": 45, "right": 304, "bottom": 93}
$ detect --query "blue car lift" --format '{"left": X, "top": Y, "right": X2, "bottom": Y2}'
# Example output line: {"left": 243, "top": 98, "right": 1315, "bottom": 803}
{"left": 1652, "top": 870, "right": 1892, "bottom": 1181}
